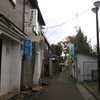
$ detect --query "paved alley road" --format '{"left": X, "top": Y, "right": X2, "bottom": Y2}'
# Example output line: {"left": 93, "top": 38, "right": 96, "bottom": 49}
{"left": 35, "top": 72, "right": 84, "bottom": 100}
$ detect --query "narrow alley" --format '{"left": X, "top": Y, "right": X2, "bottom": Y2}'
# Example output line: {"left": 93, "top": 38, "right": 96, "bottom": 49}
{"left": 34, "top": 72, "right": 96, "bottom": 100}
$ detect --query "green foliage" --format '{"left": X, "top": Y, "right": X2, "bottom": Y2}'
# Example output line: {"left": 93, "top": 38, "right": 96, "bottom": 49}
{"left": 72, "top": 27, "right": 91, "bottom": 53}
{"left": 59, "top": 56, "right": 65, "bottom": 63}
{"left": 92, "top": 44, "right": 97, "bottom": 54}
{"left": 50, "top": 74, "right": 59, "bottom": 83}
{"left": 34, "top": 94, "right": 39, "bottom": 98}
{"left": 66, "top": 74, "right": 76, "bottom": 83}
{"left": 51, "top": 43, "right": 62, "bottom": 59}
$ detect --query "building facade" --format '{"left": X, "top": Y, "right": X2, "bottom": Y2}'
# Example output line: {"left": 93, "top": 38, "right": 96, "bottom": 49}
{"left": 72, "top": 51, "right": 97, "bottom": 82}
{"left": 21, "top": 0, "right": 51, "bottom": 87}
{"left": 0, "top": 0, "right": 27, "bottom": 96}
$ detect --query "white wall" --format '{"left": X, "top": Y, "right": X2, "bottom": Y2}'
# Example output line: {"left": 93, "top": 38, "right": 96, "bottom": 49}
{"left": 1, "top": 37, "right": 11, "bottom": 95}
{"left": 0, "top": 37, "right": 21, "bottom": 96}
{"left": 77, "top": 53, "right": 97, "bottom": 82}
{"left": 33, "top": 40, "right": 44, "bottom": 85}
{"left": 9, "top": 41, "right": 21, "bottom": 92}
{"left": 33, "top": 51, "right": 39, "bottom": 85}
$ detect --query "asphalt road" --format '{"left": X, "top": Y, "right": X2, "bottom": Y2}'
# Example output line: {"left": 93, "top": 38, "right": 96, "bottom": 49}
{"left": 35, "top": 72, "right": 84, "bottom": 100}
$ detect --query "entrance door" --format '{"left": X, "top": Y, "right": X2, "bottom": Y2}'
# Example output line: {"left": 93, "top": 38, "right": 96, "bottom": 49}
{"left": 0, "top": 39, "right": 2, "bottom": 89}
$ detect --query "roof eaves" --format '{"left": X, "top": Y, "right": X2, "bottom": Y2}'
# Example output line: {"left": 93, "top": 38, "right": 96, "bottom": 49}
{"left": 41, "top": 33, "right": 51, "bottom": 48}
{"left": 76, "top": 50, "right": 97, "bottom": 57}
{"left": 30, "top": 0, "right": 45, "bottom": 26}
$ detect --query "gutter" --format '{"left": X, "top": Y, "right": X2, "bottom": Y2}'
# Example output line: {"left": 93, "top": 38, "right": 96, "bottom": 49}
{"left": 23, "top": 0, "right": 25, "bottom": 32}
{"left": 82, "top": 83, "right": 100, "bottom": 100}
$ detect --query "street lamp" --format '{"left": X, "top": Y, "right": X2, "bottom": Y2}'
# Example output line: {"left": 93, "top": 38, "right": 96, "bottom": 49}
{"left": 91, "top": 1, "right": 100, "bottom": 92}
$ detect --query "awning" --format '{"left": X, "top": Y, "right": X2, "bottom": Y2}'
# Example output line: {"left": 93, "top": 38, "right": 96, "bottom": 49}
{"left": 28, "top": 35, "right": 44, "bottom": 43}
{"left": 59, "top": 63, "right": 65, "bottom": 66}
{"left": 28, "top": 35, "right": 44, "bottom": 52}
{"left": 0, "top": 14, "right": 27, "bottom": 43}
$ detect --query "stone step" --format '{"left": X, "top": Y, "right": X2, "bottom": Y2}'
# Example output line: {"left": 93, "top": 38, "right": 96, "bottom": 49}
{"left": 32, "top": 86, "right": 43, "bottom": 92}
{"left": 33, "top": 86, "right": 45, "bottom": 95}
{"left": 50, "top": 76, "right": 55, "bottom": 78}
{"left": 20, "top": 90, "right": 32, "bottom": 98}
{"left": 42, "top": 80, "right": 49, "bottom": 85}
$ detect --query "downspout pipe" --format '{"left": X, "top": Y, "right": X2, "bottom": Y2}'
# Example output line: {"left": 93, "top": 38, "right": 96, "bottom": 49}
{"left": 23, "top": 0, "right": 25, "bottom": 32}
{"left": 23, "top": 0, "right": 30, "bottom": 32}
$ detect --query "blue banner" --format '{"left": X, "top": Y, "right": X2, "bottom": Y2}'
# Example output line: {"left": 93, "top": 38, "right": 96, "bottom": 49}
{"left": 68, "top": 43, "right": 74, "bottom": 57}
{"left": 23, "top": 39, "right": 32, "bottom": 55}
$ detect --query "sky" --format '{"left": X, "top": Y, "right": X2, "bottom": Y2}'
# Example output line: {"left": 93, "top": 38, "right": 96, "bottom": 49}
{"left": 37, "top": 0, "right": 100, "bottom": 47}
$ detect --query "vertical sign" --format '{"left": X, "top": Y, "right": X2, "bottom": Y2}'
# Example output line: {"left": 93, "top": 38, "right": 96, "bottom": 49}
{"left": 50, "top": 52, "right": 53, "bottom": 58}
{"left": 66, "top": 55, "right": 70, "bottom": 61}
{"left": 68, "top": 43, "right": 74, "bottom": 57}
{"left": 23, "top": 40, "right": 32, "bottom": 55}
{"left": 28, "top": 9, "right": 38, "bottom": 27}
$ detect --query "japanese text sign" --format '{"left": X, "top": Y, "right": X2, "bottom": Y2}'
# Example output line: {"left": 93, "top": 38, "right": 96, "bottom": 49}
{"left": 23, "top": 40, "right": 32, "bottom": 55}
{"left": 28, "top": 9, "right": 37, "bottom": 27}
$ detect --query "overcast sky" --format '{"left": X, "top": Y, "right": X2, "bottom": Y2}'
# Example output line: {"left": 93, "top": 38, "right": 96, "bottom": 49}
{"left": 37, "top": 0, "right": 100, "bottom": 47}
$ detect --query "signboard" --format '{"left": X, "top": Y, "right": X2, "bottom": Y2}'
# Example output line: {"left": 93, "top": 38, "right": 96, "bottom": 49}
{"left": 23, "top": 40, "right": 32, "bottom": 55}
{"left": 28, "top": 9, "right": 38, "bottom": 27}
{"left": 50, "top": 53, "right": 53, "bottom": 58}
{"left": 66, "top": 55, "right": 70, "bottom": 61}
{"left": 68, "top": 43, "right": 74, "bottom": 57}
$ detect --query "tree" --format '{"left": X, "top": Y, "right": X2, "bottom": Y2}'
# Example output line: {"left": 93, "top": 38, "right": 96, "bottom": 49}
{"left": 92, "top": 44, "right": 97, "bottom": 54}
{"left": 51, "top": 44, "right": 63, "bottom": 73}
{"left": 58, "top": 36, "right": 74, "bottom": 51}
{"left": 92, "top": 44, "right": 100, "bottom": 54}
{"left": 58, "top": 27, "right": 91, "bottom": 54}
{"left": 51, "top": 43, "right": 62, "bottom": 59}
{"left": 73, "top": 27, "right": 91, "bottom": 53}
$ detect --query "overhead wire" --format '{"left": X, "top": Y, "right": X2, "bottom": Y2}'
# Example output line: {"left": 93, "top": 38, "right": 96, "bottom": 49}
{"left": 47, "top": 5, "right": 93, "bottom": 30}
{"left": 46, "top": 17, "right": 76, "bottom": 29}
{"left": 46, "top": 5, "right": 93, "bottom": 38}
{"left": 47, "top": 24, "right": 64, "bottom": 38}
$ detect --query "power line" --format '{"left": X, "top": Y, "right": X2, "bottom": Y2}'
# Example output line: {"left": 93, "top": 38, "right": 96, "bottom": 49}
{"left": 47, "top": 5, "right": 93, "bottom": 29}
{"left": 47, "top": 24, "right": 63, "bottom": 38}
{"left": 46, "top": 17, "right": 76, "bottom": 29}
{"left": 47, "top": 5, "right": 93, "bottom": 38}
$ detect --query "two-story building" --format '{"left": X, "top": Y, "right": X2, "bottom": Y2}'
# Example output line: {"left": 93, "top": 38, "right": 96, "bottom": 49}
{"left": 0, "top": 0, "right": 52, "bottom": 99}
{"left": 0, "top": 0, "right": 27, "bottom": 96}
{"left": 21, "top": 0, "right": 52, "bottom": 88}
